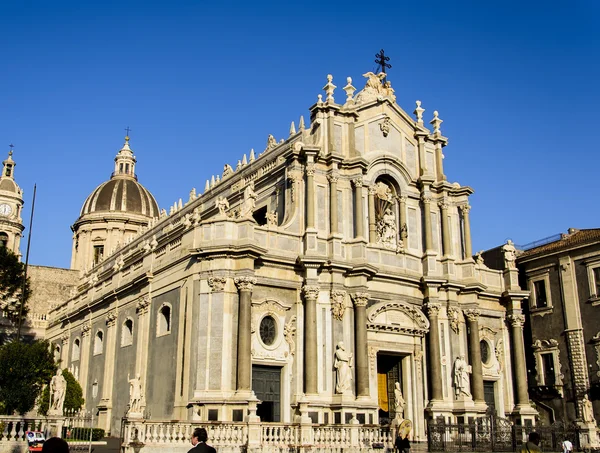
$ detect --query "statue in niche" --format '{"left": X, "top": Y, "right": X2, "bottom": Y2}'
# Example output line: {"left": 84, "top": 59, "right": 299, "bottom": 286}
{"left": 582, "top": 395, "right": 595, "bottom": 423}
{"left": 377, "top": 208, "right": 397, "bottom": 248}
{"left": 334, "top": 341, "right": 353, "bottom": 394}
{"left": 49, "top": 369, "right": 67, "bottom": 414}
{"left": 266, "top": 210, "right": 278, "bottom": 227}
{"left": 239, "top": 182, "right": 257, "bottom": 219}
{"left": 216, "top": 197, "right": 229, "bottom": 217}
{"left": 502, "top": 240, "right": 517, "bottom": 269}
{"left": 394, "top": 382, "right": 405, "bottom": 419}
{"left": 453, "top": 355, "right": 472, "bottom": 398}
{"left": 127, "top": 373, "right": 144, "bottom": 415}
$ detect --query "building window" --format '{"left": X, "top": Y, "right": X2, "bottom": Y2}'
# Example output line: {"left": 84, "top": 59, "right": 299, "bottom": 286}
{"left": 157, "top": 304, "right": 171, "bottom": 336}
{"left": 533, "top": 281, "right": 548, "bottom": 308}
{"left": 121, "top": 319, "right": 133, "bottom": 347}
{"left": 72, "top": 338, "right": 80, "bottom": 362}
{"left": 5, "top": 164, "right": 12, "bottom": 177}
{"left": 54, "top": 344, "right": 61, "bottom": 362}
{"left": 93, "top": 245, "right": 104, "bottom": 266}
{"left": 541, "top": 353, "right": 556, "bottom": 386}
{"left": 532, "top": 339, "right": 563, "bottom": 393}
{"left": 259, "top": 315, "right": 277, "bottom": 346}
{"left": 0, "top": 232, "right": 8, "bottom": 248}
{"left": 584, "top": 258, "right": 600, "bottom": 303}
{"left": 480, "top": 340, "right": 491, "bottom": 365}
{"left": 94, "top": 331, "right": 104, "bottom": 355}
{"left": 593, "top": 267, "right": 600, "bottom": 298}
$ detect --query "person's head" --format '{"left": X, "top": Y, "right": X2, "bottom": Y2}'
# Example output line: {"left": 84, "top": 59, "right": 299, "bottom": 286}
{"left": 192, "top": 427, "right": 208, "bottom": 445}
{"left": 42, "top": 437, "right": 69, "bottom": 453}
{"left": 528, "top": 432, "right": 541, "bottom": 446}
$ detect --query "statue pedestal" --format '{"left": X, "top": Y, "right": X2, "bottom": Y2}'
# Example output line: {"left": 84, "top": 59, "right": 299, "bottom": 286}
{"left": 46, "top": 417, "right": 65, "bottom": 438}
{"left": 578, "top": 422, "right": 600, "bottom": 448}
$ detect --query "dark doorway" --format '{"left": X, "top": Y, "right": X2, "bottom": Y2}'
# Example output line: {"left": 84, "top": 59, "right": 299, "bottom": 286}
{"left": 252, "top": 365, "right": 281, "bottom": 422}
{"left": 377, "top": 354, "right": 403, "bottom": 424}
{"left": 483, "top": 381, "right": 496, "bottom": 414}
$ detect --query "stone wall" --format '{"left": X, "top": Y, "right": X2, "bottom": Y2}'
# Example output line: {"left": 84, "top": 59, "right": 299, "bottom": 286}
{"left": 28, "top": 265, "right": 79, "bottom": 315}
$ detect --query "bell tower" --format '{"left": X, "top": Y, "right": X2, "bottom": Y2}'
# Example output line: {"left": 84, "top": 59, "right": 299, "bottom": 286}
{"left": 0, "top": 146, "right": 25, "bottom": 256}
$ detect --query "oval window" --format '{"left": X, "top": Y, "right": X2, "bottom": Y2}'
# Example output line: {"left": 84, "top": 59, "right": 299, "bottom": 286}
{"left": 480, "top": 340, "right": 490, "bottom": 364}
{"left": 259, "top": 316, "right": 277, "bottom": 346}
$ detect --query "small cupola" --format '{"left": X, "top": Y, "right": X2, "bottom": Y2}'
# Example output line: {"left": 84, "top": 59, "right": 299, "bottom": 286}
{"left": 2, "top": 146, "right": 16, "bottom": 179}
{"left": 112, "top": 134, "right": 137, "bottom": 180}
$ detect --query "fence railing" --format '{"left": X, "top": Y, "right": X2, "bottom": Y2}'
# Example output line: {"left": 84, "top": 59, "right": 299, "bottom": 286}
{"left": 122, "top": 419, "right": 394, "bottom": 453}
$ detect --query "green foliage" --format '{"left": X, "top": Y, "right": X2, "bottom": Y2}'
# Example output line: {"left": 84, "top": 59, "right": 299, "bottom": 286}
{"left": 39, "top": 369, "right": 84, "bottom": 415}
{"left": 0, "top": 246, "right": 30, "bottom": 324}
{"left": 0, "top": 340, "right": 56, "bottom": 414}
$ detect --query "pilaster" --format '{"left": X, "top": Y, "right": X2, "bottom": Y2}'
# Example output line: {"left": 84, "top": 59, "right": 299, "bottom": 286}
{"left": 99, "top": 309, "right": 118, "bottom": 434}
{"left": 351, "top": 292, "right": 370, "bottom": 398}
{"left": 303, "top": 284, "right": 320, "bottom": 395}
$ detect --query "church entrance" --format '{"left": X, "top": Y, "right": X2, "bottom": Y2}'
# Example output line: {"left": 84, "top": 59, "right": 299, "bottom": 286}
{"left": 377, "top": 354, "right": 404, "bottom": 424}
{"left": 483, "top": 380, "right": 496, "bottom": 414}
{"left": 252, "top": 365, "right": 281, "bottom": 422}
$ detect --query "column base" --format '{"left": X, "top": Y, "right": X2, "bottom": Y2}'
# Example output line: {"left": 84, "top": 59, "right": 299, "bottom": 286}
{"left": 511, "top": 404, "right": 538, "bottom": 426}
{"left": 188, "top": 390, "right": 259, "bottom": 422}
{"left": 577, "top": 422, "right": 600, "bottom": 448}
{"left": 422, "top": 251, "right": 439, "bottom": 275}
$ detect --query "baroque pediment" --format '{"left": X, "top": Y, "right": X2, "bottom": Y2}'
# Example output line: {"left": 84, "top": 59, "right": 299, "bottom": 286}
{"left": 367, "top": 301, "right": 429, "bottom": 334}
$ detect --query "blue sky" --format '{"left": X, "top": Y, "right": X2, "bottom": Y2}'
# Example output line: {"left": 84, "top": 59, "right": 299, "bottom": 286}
{"left": 1, "top": 0, "right": 598, "bottom": 268}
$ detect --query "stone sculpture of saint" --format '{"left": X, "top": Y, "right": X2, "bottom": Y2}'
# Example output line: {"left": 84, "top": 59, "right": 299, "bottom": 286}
{"left": 453, "top": 355, "right": 472, "bottom": 398}
{"left": 49, "top": 369, "right": 67, "bottom": 414}
{"left": 394, "top": 382, "right": 405, "bottom": 419}
{"left": 380, "top": 208, "right": 397, "bottom": 246}
{"left": 216, "top": 197, "right": 229, "bottom": 217}
{"left": 334, "top": 341, "right": 353, "bottom": 394}
{"left": 239, "top": 183, "right": 257, "bottom": 219}
{"left": 582, "top": 395, "right": 595, "bottom": 423}
{"left": 127, "top": 373, "right": 143, "bottom": 415}
{"left": 502, "top": 240, "right": 517, "bottom": 269}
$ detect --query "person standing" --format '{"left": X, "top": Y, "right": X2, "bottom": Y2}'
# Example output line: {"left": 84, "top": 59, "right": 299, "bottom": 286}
{"left": 188, "top": 427, "right": 216, "bottom": 453}
{"left": 519, "top": 432, "right": 542, "bottom": 453}
{"left": 562, "top": 439, "right": 573, "bottom": 453}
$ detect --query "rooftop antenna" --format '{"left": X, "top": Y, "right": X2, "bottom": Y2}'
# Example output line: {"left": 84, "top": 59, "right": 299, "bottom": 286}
{"left": 375, "top": 49, "right": 392, "bottom": 83}
{"left": 17, "top": 183, "right": 37, "bottom": 341}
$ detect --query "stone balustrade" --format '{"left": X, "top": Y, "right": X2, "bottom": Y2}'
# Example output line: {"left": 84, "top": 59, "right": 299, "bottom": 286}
{"left": 122, "top": 420, "right": 393, "bottom": 453}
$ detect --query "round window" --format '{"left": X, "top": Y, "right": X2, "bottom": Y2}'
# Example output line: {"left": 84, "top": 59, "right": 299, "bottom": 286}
{"left": 480, "top": 340, "right": 490, "bottom": 364}
{"left": 259, "top": 316, "right": 277, "bottom": 346}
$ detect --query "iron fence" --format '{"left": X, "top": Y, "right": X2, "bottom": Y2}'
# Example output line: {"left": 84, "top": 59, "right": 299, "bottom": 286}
{"left": 427, "top": 416, "right": 580, "bottom": 452}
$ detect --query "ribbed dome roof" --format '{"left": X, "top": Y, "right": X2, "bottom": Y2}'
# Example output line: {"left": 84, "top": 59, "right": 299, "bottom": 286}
{"left": 80, "top": 178, "right": 159, "bottom": 217}
{"left": 0, "top": 178, "right": 18, "bottom": 193}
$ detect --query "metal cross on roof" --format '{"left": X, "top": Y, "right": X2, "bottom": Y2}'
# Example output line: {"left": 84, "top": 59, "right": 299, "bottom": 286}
{"left": 375, "top": 49, "right": 392, "bottom": 82}
{"left": 125, "top": 126, "right": 131, "bottom": 137}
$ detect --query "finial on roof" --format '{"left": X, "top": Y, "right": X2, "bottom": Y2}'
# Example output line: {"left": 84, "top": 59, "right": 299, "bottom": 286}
{"left": 343, "top": 77, "right": 356, "bottom": 105}
{"left": 430, "top": 111, "right": 443, "bottom": 135}
{"left": 211, "top": 175, "right": 215, "bottom": 187}
{"left": 236, "top": 160, "right": 242, "bottom": 170}
{"left": 189, "top": 188, "right": 197, "bottom": 202}
{"left": 205, "top": 180, "right": 210, "bottom": 192}
{"left": 242, "top": 154, "right": 247, "bottom": 166}
{"left": 324, "top": 74, "right": 336, "bottom": 103}
{"left": 414, "top": 100, "right": 424, "bottom": 124}
{"left": 8, "top": 143, "right": 14, "bottom": 158}
{"left": 178, "top": 198, "right": 183, "bottom": 209}
{"left": 249, "top": 149, "right": 255, "bottom": 162}
{"left": 216, "top": 174, "right": 220, "bottom": 183}
{"left": 299, "top": 116, "right": 305, "bottom": 131}
{"left": 317, "top": 94, "right": 323, "bottom": 105}
{"left": 290, "top": 121, "right": 296, "bottom": 136}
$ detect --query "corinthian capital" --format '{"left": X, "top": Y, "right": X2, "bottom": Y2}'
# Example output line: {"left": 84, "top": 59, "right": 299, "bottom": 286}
{"left": 425, "top": 302, "right": 442, "bottom": 317}
{"left": 136, "top": 295, "right": 150, "bottom": 314}
{"left": 463, "top": 308, "right": 481, "bottom": 322}
{"left": 106, "top": 310, "right": 118, "bottom": 327}
{"left": 508, "top": 314, "right": 525, "bottom": 327}
{"left": 351, "top": 292, "right": 370, "bottom": 307}
{"left": 208, "top": 276, "right": 227, "bottom": 293}
{"left": 438, "top": 200, "right": 449, "bottom": 210}
{"left": 459, "top": 204, "right": 471, "bottom": 214}
{"left": 302, "top": 285, "right": 320, "bottom": 300}
{"left": 421, "top": 195, "right": 432, "bottom": 204}
{"left": 234, "top": 276, "right": 257, "bottom": 292}
{"left": 81, "top": 322, "right": 92, "bottom": 337}
{"left": 61, "top": 333, "right": 70, "bottom": 345}
{"left": 305, "top": 165, "right": 315, "bottom": 177}
{"left": 327, "top": 173, "right": 339, "bottom": 184}
{"left": 351, "top": 177, "right": 363, "bottom": 188}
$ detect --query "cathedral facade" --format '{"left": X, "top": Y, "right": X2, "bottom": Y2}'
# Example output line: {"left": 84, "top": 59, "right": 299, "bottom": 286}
{"left": 44, "top": 71, "right": 536, "bottom": 437}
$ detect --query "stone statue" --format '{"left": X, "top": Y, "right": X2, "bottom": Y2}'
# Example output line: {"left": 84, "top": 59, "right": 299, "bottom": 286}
{"left": 223, "top": 164, "right": 233, "bottom": 178}
{"left": 239, "top": 182, "right": 257, "bottom": 219}
{"left": 502, "top": 240, "right": 517, "bottom": 269}
{"left": 394, "top": 382, "right": 405, "bottom": 419}
{"left": 453, "top": 355, "right": 472, "bottom": 398}
{"left": 49, "top": 369, "right": 67, "bottom": 415}
{"left": 582, "top": 395, "right": 595, "bottom": 423}
{"left": 216, "top": 197, "right": 229, "bottom": 216}
{"left": 266, "top": 210, "right": 278, "bottom": 227}
{"left": 334, "top": 341, "right": 353, "bottom": 394}
{"left": 377, "top": 208, "right": 397, "bottom": 248}
{"left": 127, "top": 373, "right": 143, "bottom": 416}
{"left": 266, "top": 134, "right": 277, "bottom": 151}
{"left": 355, "top": 72, "right": 387, "bottom": 103}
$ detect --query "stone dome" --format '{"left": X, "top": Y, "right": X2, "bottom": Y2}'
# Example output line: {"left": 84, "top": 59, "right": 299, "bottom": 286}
{"left": 78, "top": 136, "right": 159, "bottom": 219}
{"left": 0, "top": 178, "right": 19, "bottom": 193}
{"left": 80, "top": 178, "right": 159, "bottom": 217}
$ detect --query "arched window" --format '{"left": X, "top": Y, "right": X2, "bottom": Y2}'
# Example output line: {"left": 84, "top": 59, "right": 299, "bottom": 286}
{"left": 157, "top": 304, "right": 171, "bottom": 336}
{"left": 72, "top": 338, "right": 80, "bottom": 362}
{"left": 0, "top": 232, "right": 8, "bottom": 248}
{"left": 121, "top": 318, "right": 133, "bottom": 346}
{"left": 54, "top": 344, "right": 61, "bottom": 363}
{"left": 94, "top": 330, "right": 104, "bottom": 355}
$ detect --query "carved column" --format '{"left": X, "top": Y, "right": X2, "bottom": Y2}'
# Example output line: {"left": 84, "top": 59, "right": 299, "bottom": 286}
{"left": 439, "top": 200, "right": 452, "bottom": 257}
{"left": 368, "top": 187, "right": 377, "bottom": 243}
{"left": 303, "top": 285, "right": 320, "bottom": 394}
{"left": 306, "top": 165, "right": 315, "bottom": 230}
{"left": 100, "top": 309, "right": 118, "bottom": 432}
{"left": 352, "top": 292, "right": 370, "bottom": 397}
{"left": 234, "top": 276, "right": 256, "bottom": 391}
{"left": 425, "top": 303, "right": 443, "bottom": 401}
{"left": 422, "top": 196, "right": 433, "bottom": 252}
{"left": 464, "top": 309, "right": 484, "bottom": 403}
{"left": 460, "top": 205, "right": 473, "bottom": 259}
{"left": 79, "top": 322, "right": 92, "bottom": 400}
{"left": 398, "top": 196, "right": 408, "bottom": 249}
{"left": 352, "top": 178, "right": 364, "bottom": 239}
{"left": 328, "top": 174, "right": 339, "bottom": 234}
{"left": 508, "top": 314, "right": 529, "bottom": 406}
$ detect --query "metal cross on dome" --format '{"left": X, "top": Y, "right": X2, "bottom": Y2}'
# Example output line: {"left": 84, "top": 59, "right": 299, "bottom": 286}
{"left": 124, "top": 126, "right": 132, "bottom": 137}
{"left": 375, "top": 49, "right": 392, "bottom": 82}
